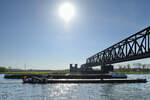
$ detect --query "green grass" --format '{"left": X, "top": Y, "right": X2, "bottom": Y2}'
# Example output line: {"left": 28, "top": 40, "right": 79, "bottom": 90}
{"left": 1, "top": 71, "right": 150, "bottom": 75}
{"left": 0, "top": 71, "right": 71, "bottom": 74}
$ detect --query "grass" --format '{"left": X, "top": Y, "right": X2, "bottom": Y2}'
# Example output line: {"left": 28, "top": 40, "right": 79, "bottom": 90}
{"left": 1, "top": 71, "right": 150, "bottom": 75}
{"left": 0, "top": 71, "right": 71, "bottom": 74}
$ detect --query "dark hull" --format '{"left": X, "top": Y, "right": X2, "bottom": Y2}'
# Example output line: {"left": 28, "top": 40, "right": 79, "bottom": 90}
{"left": 4, "top": 74, "right": 127, "bottom": 79}
{"left": 23, "top": 79, "right": 147, "bottom": 84}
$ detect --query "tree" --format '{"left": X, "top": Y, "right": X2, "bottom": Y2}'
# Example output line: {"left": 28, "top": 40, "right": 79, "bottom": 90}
{"left": 0, "top": 66, "right": 8, "bottom": 72}
{"left": 118, "top": 65, "right": 122, "bottom": 72}
{"left": 142, "top": 64, "right": 146, "bottom": 72}
{"left": 122, "top": 66, "right": 126, "bottom": 72}
{"left": 127, "top": 64, "right": 131, "bottom": 72}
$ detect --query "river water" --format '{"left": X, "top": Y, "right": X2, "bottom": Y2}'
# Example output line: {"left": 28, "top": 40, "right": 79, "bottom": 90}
{"left": 0, "top": 74, "right": 150, "bottom": 100}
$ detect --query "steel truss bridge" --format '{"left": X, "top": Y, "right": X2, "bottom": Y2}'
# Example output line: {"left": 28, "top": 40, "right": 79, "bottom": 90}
{"left": 81, "top": 26, "right": 150, "bottom": 71}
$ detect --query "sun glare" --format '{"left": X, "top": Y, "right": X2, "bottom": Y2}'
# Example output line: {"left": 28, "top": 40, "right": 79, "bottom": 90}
{"left": 59, "top": 3, "right": 75, "bottom": 22}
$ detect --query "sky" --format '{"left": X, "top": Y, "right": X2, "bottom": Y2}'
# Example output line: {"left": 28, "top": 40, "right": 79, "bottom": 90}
{"left": 0, "top": 0, "right": 150, "bottom": 70}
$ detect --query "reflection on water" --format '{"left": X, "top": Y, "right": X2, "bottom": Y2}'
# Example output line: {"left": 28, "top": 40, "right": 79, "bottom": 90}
{"left": 0, "top": 74, "right": 150, "bottom": 100}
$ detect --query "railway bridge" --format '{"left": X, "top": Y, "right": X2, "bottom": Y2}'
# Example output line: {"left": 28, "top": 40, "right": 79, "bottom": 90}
{"left": 81, "top": 26, "right": 150, "bottom": 73}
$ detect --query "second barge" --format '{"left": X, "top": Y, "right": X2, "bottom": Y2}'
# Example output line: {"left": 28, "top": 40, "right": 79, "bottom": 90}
{"left": 4, "top": 73, "right": 127, "bottom": 79}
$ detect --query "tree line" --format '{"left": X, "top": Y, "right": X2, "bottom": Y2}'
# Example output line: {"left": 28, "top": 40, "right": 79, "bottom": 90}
{"left": 0, "top": 66, "right": 9, "bottom": 72}
{"left": 115, "top": 64, "right": 150, "bottom": 72}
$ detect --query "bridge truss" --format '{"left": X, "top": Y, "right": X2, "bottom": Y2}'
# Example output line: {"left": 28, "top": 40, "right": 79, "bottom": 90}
{"left": 82, "top": 26, "right": 150, "bottom": 68}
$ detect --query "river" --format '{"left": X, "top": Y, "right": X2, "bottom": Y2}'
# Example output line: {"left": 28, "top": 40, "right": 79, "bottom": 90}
{"left": 0, "top": 74, "right": 150, "bottom": 100}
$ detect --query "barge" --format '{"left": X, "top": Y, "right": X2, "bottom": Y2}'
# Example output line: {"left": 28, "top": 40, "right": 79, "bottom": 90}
{"left": 4, "top": 73, "right": 127, "bottom": 79}
{"left": 23, "top": 76, "right": 147, "bottom": 84}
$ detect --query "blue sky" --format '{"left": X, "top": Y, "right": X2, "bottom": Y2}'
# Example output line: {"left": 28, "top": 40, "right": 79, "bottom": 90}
{"left": 0, "top": 0, "right": 150, "bottom": 69}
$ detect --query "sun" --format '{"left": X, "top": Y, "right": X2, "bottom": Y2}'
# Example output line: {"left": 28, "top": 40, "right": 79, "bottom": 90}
{"left": 59, "top": 3, "right": 75, "bottom": 22}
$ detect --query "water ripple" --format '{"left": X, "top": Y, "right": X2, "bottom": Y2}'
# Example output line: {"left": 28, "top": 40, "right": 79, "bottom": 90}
{"left": 0, "top": 74, "right": 150, "bottom": 100}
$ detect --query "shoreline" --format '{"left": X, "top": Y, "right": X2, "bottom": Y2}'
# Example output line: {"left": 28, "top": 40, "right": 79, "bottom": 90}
{"left": 0, "top": 71, "right": 150, "bottom": 75}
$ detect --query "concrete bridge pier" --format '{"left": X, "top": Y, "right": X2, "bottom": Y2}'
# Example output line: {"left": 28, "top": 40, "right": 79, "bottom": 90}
{"left": 101, "top": 65, "right": 114, "bottom": 73}
{"left": 70, "top": 64, "right": 79, "bottom": 72}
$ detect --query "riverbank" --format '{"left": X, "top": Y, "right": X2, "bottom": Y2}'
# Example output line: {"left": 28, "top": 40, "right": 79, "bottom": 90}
{"left": 0, "top": 71, "right": 71, "bottom": 75}
{"left": 1, "top": 70, "right": 150, "bottom": 75}
{"left": 115, "top": 71, "right": 150, "bottom": 74}
{"left": 1, "top": 71, "right": 150, "bottom": 75}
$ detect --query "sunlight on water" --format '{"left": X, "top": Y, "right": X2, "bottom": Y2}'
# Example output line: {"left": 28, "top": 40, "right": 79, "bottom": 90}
{"left": 47, "top": 84, "right": 77, "bottom": 99}
{"left": 0, "top": 74, "right": 150, "bottom": 100}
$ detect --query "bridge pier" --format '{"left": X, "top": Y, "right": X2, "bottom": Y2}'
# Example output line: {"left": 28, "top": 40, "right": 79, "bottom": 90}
{"left": 70, "top": 64, "right": 79, "bottom": 72}
{"left": 79, "top": 64, "right": 114, "bottom": 74}
{"left": 101, "top": 65, "right": 114, "bottom": 73}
